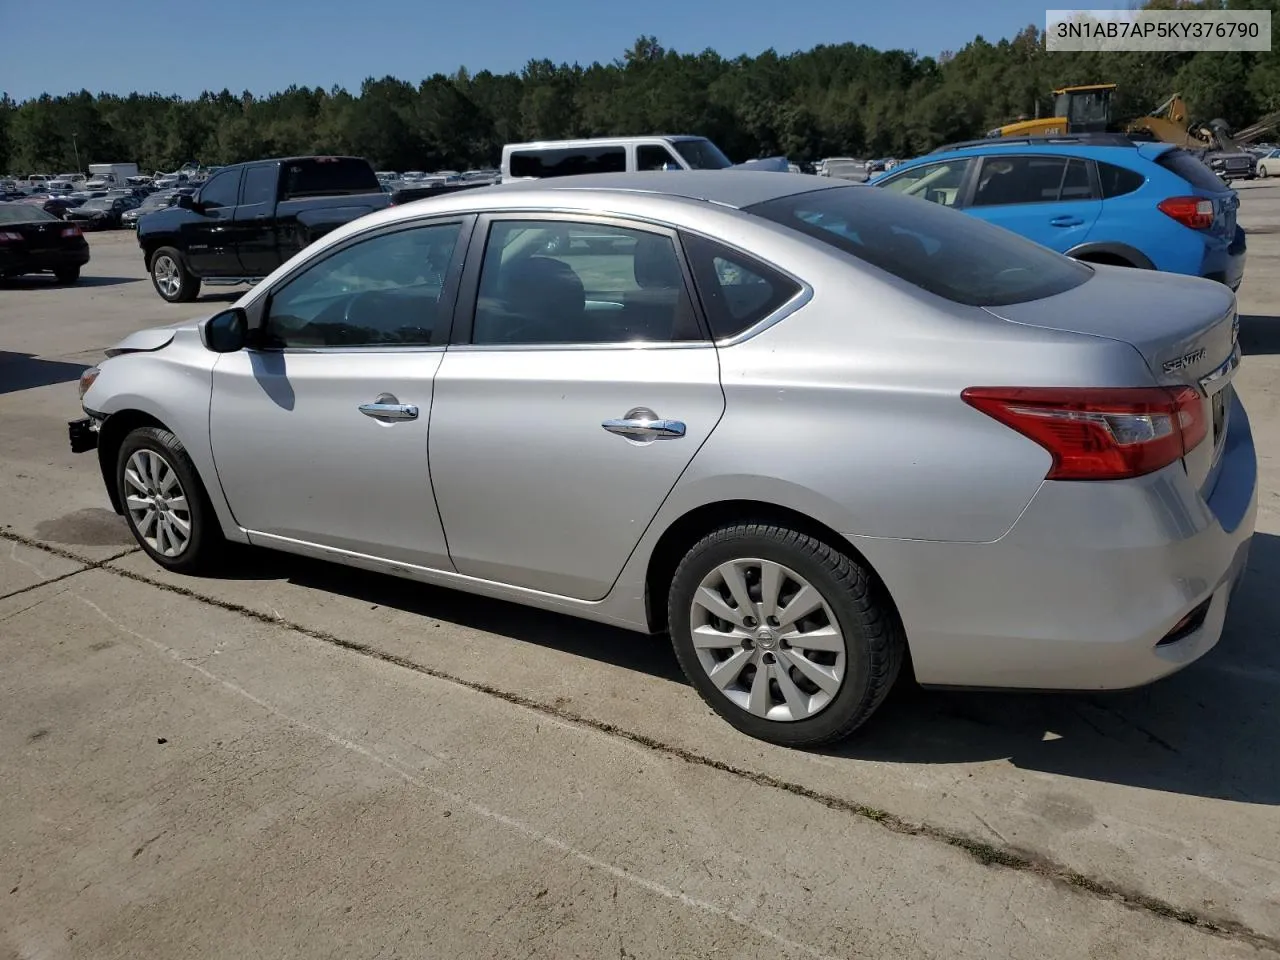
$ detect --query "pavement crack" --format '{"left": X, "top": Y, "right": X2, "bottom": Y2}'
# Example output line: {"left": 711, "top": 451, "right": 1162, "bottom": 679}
{"left": 5, "top": 527, "right": 1278, "bottom": 954}
{"left": 0, "top": 568, "right": 89, "bottom": 604}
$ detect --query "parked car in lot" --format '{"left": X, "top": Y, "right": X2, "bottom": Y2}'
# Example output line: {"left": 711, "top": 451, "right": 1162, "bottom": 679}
{"left": 122, "top": 191, "right": 178, "bottom": 229}
{"left": 70, "top": 171, "right": 1255, "bottom": 747}
{"left": 0, "top": 202, "right": 89, "bottom": 283}
{"left": 64, "top": 196, "right": 135, "bottom": 230}
{"left": 1256, "top": 149, "right": 1280, "bottom": 177}
{"left": 137, "top": 155, "right": 392, "bottom": 302}
{"left": 872, "top": 135, "right": 1247, "bottom": 290}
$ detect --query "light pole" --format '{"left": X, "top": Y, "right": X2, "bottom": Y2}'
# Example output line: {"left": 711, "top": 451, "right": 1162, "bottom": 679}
{"left": 71, "top": 133, "right": 81, "bottom": 174}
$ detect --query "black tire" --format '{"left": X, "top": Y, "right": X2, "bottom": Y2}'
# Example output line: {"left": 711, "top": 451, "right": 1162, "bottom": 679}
{"left": 149, "top": 246, "right": 200, "bottom": 303}
{"left": 668, "top": 523, "right": 904, "bottom": 748}
{"left": 116, "top": 426, "right": 222, "bottom": 573}
{"left": 54, "top": 266, "right": 80, "bottom": 284}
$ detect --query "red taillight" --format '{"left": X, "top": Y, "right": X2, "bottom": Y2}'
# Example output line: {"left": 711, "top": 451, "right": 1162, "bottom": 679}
{"left": 0, "top": 231, "right": 22, "bottom": 242}
{"left": 1158, "top": 196, "right": 1215, "bottom": 230}
{"left": 61, "top": 225, "right": 81, "bottom": 238}
{"left": 962, "top": 386, "right": 1207, "bottom": 480}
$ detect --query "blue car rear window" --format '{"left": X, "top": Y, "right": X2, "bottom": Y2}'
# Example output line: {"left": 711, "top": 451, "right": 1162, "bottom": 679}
{"left": 748, "top": 185, "right": 1092, "bottom": 307}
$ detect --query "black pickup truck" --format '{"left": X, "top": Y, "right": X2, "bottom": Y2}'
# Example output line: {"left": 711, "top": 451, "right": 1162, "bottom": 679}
{"left": 137, "top": 156, "right": 392, "bottom": 302}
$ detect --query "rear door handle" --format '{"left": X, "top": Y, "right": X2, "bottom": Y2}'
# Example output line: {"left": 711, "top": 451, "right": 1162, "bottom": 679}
{"left": 1050, "top": 216, "right": 1084, "bottom": 227}
{"left": 602, "top": 408, "right": 685, "bottom": 442}
{"left": 359, "top": 401, "right": 418, "bottom": 421}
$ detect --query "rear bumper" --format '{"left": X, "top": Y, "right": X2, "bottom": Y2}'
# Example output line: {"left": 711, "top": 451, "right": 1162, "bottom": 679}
{"left": 856, "top": 391, "right": 1258, "bottom": 690}
{"left": 1202, "top": 226, "right": 1246, "bottom": 291}
{"left": 0, "top": 244, "right": 90, "bottom": 276}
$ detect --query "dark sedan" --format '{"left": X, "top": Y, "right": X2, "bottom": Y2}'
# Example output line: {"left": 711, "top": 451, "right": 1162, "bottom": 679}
{"left": 0, "top": 203, "right": 90, "bottom": 283}
{"left": 64, "top": 196, "right": 134, "bottom": 230}
{"left": 121, "top": 191, "right": 177, "bottom": 229}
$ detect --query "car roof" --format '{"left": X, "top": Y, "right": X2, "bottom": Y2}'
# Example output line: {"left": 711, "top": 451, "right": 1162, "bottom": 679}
{"left": 489, "top": 170, "right": 848, "bottom": 209}
{"left": 895, "top": 139, "right": 1176, "bottom": 171}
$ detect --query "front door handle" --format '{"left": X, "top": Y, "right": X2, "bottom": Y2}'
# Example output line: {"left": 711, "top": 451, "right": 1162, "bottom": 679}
{"left": 359, "top": 399, "right": 418, "bottom": 421}
{"left": 1050, "top": 216, "right": 1084, "bottom": 227}
{"left": 602, "top": 407, "right": 686, "bottom": 442}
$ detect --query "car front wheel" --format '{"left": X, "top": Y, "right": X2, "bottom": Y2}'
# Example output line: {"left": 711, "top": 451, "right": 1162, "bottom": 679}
{"left": 150, "top": 247, "right": 200, "bottom": 303}
{"left": 117, "top": 426, "right": 221, "bottom": 573}
{"left": 668, "top": 522, "right": 904, "bottom": 747}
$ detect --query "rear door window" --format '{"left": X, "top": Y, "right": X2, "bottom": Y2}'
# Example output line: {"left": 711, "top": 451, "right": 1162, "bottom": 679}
{"left": 748, "top": 184, "right": 1091, "bottom": 307}
{"left": 971, "top": 156, "right": 1074, "bottom": 207}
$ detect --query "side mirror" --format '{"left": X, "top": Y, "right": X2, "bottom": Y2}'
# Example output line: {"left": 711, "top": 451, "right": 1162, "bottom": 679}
{"left": 200, "top": 307, "right": 247, "bottom": 353}
{"left": 175, "top": 193, "right": 196, "bottom": 210}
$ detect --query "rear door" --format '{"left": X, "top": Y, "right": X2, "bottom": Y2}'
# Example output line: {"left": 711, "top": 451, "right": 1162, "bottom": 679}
{"left": 428, "top": 214, "right": 724, "bottom": 600}
{"left": 963, "top": 154, "right": 1101, "bottom": 252}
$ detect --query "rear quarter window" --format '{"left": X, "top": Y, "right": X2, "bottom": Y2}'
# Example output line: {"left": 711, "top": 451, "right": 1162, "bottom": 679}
{"left": 1155, "top": 148, "right": 1227, "bottom": 192}
{"left": 1097, "top": 161, "right": 1146, "bottom": 198}
{"left": 748, "top": 185, "right": 1092, "bottom": 307}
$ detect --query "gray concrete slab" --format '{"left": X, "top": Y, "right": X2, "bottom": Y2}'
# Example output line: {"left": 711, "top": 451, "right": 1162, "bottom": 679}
{"left": 0, "top": 537, "right": 84, "bottom": 599}
{"left": 3, "top": 192, "right": 1280, "bottom": 956}
{"left": 1, "top": 571, "right": 1269, "bottom": 959}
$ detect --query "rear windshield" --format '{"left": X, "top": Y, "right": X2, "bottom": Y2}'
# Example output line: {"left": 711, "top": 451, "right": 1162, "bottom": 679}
{"left": 671, "top": 139, "right": 732, "bottom": 170}
{"left": 281, "top": 158, "right": 380, "bottom": 199}
{"left": 509, "top": 146, "right": 627, "bottom": 179}
{"left": 0, "top": 204, "right": 57, "bottom": 223}
{"left": 748, "top": 185, "right": 1092, "bottom": 307}
{"left": 1156, "top": 148, "right": 1227, "bottom": 192}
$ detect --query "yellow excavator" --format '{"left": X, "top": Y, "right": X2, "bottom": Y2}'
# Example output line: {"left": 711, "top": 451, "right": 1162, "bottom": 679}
{"left": 986, "top": 84, "right": 1117, "bottom": 138}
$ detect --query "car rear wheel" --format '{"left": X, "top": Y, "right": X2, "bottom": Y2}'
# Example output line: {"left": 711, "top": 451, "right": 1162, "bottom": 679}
{"left": 53, "top": 266, "right": 80, "bottom": 284}
{"left": 116, "top": 426, "right": 222, "bottom": 573}
{"left": 668, "top": 522, "right": 904, "bottom": 747}
{"left": 150, "top": 247, "right": 200, "bottom": 303}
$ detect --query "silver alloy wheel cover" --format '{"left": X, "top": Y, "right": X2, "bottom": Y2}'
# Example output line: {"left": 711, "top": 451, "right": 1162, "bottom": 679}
{"left": 153, "top": 255, "right": 180, "bottom": 298}
{"left": 123, "top": 449, "right": 192, "bottom": 558}
{"left": 689, "top": 558, "right": 847, "bottom": 722}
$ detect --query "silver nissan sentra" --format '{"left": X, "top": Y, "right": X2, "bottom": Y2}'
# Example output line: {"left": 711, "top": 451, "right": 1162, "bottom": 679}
{"left": 70, "top": 171, "right": 1257, "bottom": 747}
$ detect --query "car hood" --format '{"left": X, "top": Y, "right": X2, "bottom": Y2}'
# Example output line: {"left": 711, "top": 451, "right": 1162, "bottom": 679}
{"left": 104, "top": 316, "right": 206, "bottom": 356}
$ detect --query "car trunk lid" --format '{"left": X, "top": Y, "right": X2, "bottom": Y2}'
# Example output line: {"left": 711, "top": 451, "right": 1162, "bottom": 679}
{"left": 984, "top": 267, "right": 1240, "bottom": 494}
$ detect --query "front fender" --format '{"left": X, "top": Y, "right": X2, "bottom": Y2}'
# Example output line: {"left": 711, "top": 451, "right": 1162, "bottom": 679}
{"left": 83, "top": 348, "right": 247, "bottom": 544}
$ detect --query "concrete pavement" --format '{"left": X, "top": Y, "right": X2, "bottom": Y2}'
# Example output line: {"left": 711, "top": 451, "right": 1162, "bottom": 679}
{"left": 2, "top": 202, "right": 1280, "bottom": 957}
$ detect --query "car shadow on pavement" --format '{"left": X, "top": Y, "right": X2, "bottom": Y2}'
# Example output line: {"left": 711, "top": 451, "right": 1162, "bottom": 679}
{"left": 0, "top": 276, "right": 140, "bottom": 289}
{"left": 834, "top": 531, "right": 1280, "bottom": 805}
{"left": 205, "top": 528, "right": 1280, "bottom": 802}
{"left": 1237, "top": 314, "right": 1280, "bottom": 355}
{"left": 0, "top": 351, "right": 88, "bottom": 395}
{"left": 210, "top": 545, "right": 688, "bottom": 684}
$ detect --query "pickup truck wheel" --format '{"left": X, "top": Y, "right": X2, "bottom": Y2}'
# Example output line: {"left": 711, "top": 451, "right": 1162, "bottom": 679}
{"left": 151, "top": 247, "right": 200, "bottom": 303}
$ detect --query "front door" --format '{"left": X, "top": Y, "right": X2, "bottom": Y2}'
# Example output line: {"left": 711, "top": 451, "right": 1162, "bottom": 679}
{"left": 429, "top": 216, "right": 725, "bottom": 601}
{"left": 963, "top": 155, "right": 1102, "bottom": 253}
{"left": 208, "top": 218, "right": 470, "bottom": 568}
{"left": 183, "top": 166, "right": 243, "bottom": 275}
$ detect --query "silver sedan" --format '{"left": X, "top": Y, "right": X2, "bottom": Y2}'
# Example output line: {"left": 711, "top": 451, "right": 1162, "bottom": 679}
{"left": 71, "top": 171, "right": 1257, "bottom": 747}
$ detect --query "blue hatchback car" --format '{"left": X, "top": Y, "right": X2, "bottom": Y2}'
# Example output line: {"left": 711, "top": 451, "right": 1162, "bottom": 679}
{"left": 870, "top": 137, "right": 1246, "bottom": 290}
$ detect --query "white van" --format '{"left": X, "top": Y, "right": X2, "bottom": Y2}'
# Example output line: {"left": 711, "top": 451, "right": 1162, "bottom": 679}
{"left": 500, "top": 136, "right": 735, "bottom": 183}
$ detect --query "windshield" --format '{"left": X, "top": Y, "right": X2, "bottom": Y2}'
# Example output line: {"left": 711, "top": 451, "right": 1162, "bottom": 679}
{"left": 281, "top": 158, "right": 379, "bottom": 198}
{"left": 80, "top": 199, "right": 112, "bottom": 210}
{"left": 748, "top": 185, "right": 1092, "bottom": 307}
{"left": 0, "top": 204, "right": 58, "bottom": 224}
{"left": 672, "top": 139, "right": 733, "bottom": 170}
{"left": 141, "top": 194, "right": 172, "bottom": 209}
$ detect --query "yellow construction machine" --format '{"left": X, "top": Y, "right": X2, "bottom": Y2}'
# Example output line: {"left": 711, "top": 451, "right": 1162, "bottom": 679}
{"left": 986, "top": 84, "right": 1117, "bottom": 138}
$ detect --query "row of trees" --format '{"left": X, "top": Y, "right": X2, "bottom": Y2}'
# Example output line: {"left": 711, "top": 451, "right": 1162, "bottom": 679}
{"left": 3, "top": 0, "right": 1280, "bottom": 176}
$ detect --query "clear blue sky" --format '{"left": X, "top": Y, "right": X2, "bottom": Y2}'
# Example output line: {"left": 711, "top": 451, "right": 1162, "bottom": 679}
{"left": 2, "top": 0, "right": 1065, "bottom": 102}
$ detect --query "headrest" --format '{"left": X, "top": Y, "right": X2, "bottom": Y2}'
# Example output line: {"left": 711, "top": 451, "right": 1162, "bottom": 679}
{"left": 632, "top": 235, "right": 682, "bottom": 290}
{"left": 502, "top": 256, "right": 584, "bottom": 318}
